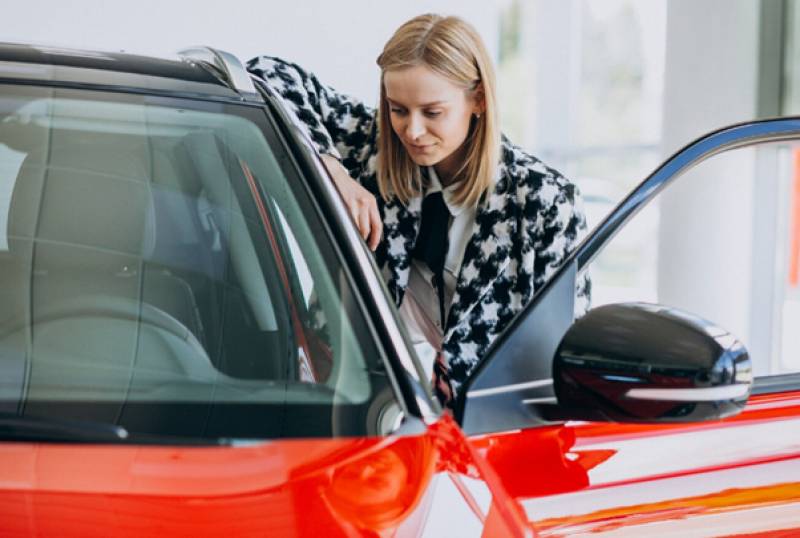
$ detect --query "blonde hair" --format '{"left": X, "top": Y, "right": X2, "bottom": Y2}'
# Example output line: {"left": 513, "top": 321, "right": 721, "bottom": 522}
{"left": 376, "top": 14, "right": 500, "bottom": 208}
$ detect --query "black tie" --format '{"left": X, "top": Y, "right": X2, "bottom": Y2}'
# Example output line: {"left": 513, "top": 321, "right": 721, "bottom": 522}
{"left": 411, "top": 191, "right": 451, "bottom": 328}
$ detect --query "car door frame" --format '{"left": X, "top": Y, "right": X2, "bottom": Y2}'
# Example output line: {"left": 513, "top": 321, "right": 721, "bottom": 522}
{"left": 255, "top": 85, "right": 442, "bottom": 428}
{"left": 457, "top": 116, "right": 800, "bottom": 435}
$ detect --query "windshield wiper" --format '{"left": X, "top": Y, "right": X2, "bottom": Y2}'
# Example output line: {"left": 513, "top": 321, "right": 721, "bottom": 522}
{"left": 0, "top": 413, "right": 129, "bottom": 443}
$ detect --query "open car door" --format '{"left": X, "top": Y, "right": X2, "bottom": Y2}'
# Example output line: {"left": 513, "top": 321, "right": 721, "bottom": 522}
{"left": 457, "top": 117, "right": 800, "bottom": 536}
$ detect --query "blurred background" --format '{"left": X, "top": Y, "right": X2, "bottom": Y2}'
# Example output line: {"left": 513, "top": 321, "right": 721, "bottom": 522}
{"left": 3, "top": 0, "right": 799, "bottom": 376}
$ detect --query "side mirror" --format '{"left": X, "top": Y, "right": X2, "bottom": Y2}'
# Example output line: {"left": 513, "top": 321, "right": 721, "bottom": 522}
{"left": 553, "top": 303, "right": 752, "bottom": 423}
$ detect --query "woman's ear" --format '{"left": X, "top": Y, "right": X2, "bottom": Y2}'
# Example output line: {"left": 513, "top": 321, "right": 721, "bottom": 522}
{"left": 471, "top": 84, "right": 486, "bottom": 115}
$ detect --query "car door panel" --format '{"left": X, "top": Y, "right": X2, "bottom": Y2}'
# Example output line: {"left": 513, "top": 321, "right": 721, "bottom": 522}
{"left": 459, "top": 118, "right": 800, "bottom": 535}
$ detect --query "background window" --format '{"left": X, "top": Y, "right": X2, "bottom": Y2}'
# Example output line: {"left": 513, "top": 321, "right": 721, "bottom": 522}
{"left": 585, "top": 142, "right": 800, "bottom": 377}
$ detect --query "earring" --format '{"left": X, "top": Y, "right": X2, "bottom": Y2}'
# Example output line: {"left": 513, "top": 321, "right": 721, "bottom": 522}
{"left": 475, "top": 113, "right": 481, "bottom": 119}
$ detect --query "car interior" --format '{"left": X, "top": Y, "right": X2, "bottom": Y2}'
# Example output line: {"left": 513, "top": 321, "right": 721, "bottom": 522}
{"left": 0, "top": 91, "right": 380, "bottom": 439}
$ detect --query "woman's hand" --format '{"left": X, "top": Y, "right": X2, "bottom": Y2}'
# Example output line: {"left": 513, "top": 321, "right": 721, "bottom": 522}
{"left": 320, "top": 154, "right": 382, "bottom": 251}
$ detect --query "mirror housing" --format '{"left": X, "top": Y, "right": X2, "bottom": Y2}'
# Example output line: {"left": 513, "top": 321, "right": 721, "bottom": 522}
{"left": 553, "top": 303, "right": 752, "bottom": 423}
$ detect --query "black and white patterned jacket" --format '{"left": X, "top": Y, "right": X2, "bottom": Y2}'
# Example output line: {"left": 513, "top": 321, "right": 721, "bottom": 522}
{"left": 248, "top": 56, "right": 591, "bottom": 395}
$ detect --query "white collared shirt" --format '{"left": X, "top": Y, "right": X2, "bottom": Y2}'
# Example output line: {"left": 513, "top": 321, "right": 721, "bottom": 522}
{"left": 399, "top": 167, "right": 477, "bottom": 377}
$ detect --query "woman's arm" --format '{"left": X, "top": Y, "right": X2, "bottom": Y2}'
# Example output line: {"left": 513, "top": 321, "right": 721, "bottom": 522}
{"left": 320, "top": 154, "right": 382, "bottom": 250}
{"left": 247, "top": 56, "right": 376, "bottom": 171}
{"left": 247, "top": 56, "right": 381, "bottom": 250}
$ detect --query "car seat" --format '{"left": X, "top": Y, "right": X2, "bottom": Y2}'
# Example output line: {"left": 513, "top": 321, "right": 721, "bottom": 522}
{"left": 0, "top": 130, "right": 214, "bottom": 416}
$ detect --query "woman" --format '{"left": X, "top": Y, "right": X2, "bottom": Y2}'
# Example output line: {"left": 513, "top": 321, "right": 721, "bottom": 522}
{"left": 247, "top": 14, "right": 590, "bottom": 406}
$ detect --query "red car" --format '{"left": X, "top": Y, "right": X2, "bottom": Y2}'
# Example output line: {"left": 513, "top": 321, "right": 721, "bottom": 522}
{"left": 0, "top": 44, "right": 796, "bottom": 537}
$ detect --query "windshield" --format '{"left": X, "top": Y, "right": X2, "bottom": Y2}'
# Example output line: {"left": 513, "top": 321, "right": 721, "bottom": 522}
{"left": 0, "top": 85, "right": 397, "bottom": 442}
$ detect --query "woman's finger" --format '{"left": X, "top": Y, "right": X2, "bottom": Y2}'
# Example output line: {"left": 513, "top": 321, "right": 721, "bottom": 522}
{"left": 323, "top": 156, "right": 380, "bottom": 248}
{"left": 349, "top": 204, "right": 360, "bottom": 227}
{"left": 357, "top": 203, "right": 371, "bottom": 242}
{"left": 367, "top": 203, "right": 382, "bottom": 251}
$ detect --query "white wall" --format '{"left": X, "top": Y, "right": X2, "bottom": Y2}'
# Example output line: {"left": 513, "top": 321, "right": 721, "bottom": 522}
{"left": 1, "top": 0, "right": 501, "bottom": 106}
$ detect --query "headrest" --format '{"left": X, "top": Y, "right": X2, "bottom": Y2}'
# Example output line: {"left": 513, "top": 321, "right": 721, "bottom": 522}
{"left": 7, "top": 132, "right": 156, "bottom": 258}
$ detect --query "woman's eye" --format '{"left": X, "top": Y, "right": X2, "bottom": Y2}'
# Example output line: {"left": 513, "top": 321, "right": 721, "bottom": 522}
{"left": 424, "top": 111, "right": 442, "bottom": 118}
{"left": 390, "top": 108, "right": 406, "bottom": 115}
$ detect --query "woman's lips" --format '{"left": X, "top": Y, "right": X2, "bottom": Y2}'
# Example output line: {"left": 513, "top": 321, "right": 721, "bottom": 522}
{"left": 407, "top": 142, "right": 435, "bottom": 153}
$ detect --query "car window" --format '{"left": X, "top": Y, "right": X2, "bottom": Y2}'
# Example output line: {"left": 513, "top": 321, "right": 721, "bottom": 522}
{"left": 580, "top": 141, "right": 800, "bottom": 383}
{"left": 0, "top": 85, "right": 397, "bottom": 441}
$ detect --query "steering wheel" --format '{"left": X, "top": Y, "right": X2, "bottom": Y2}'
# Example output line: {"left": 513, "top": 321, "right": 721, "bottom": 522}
{"left": 19, "top": 294, "right": 214, "bottom": 379}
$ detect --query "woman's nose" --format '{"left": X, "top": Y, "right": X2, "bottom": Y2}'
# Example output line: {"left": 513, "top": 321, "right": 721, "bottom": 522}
{"left": 406, "top": 114, "right": 426, "bottom": 140}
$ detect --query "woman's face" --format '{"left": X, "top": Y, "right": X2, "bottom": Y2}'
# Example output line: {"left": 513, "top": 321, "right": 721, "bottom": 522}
{"left": 383, "top": 64, "right": 481, "bottom": 179}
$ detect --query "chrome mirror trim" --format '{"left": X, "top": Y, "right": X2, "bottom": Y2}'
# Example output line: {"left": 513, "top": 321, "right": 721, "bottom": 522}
{"left": 467, "top": 378, "right": 553, "bottom": 399}
{"left": 626, "top": 384, "right": 750, "bottom": 402}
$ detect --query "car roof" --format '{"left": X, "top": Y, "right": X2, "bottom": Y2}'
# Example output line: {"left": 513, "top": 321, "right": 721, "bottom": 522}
{"left": 0, "top": 42, "right": 245, "bottom": 101}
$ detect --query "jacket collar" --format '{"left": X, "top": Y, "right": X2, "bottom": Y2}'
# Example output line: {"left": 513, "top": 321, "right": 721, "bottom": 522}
{"left": 426, "top": 167, "right": 470, "bottom": 218}
{"left": 379, "top": 158, "right": 515, "bottom": 335}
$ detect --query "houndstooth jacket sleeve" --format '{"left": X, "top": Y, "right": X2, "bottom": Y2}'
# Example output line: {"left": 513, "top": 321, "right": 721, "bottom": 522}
{"left": 246, "top": 55, "right": 378, "bottom": 178}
